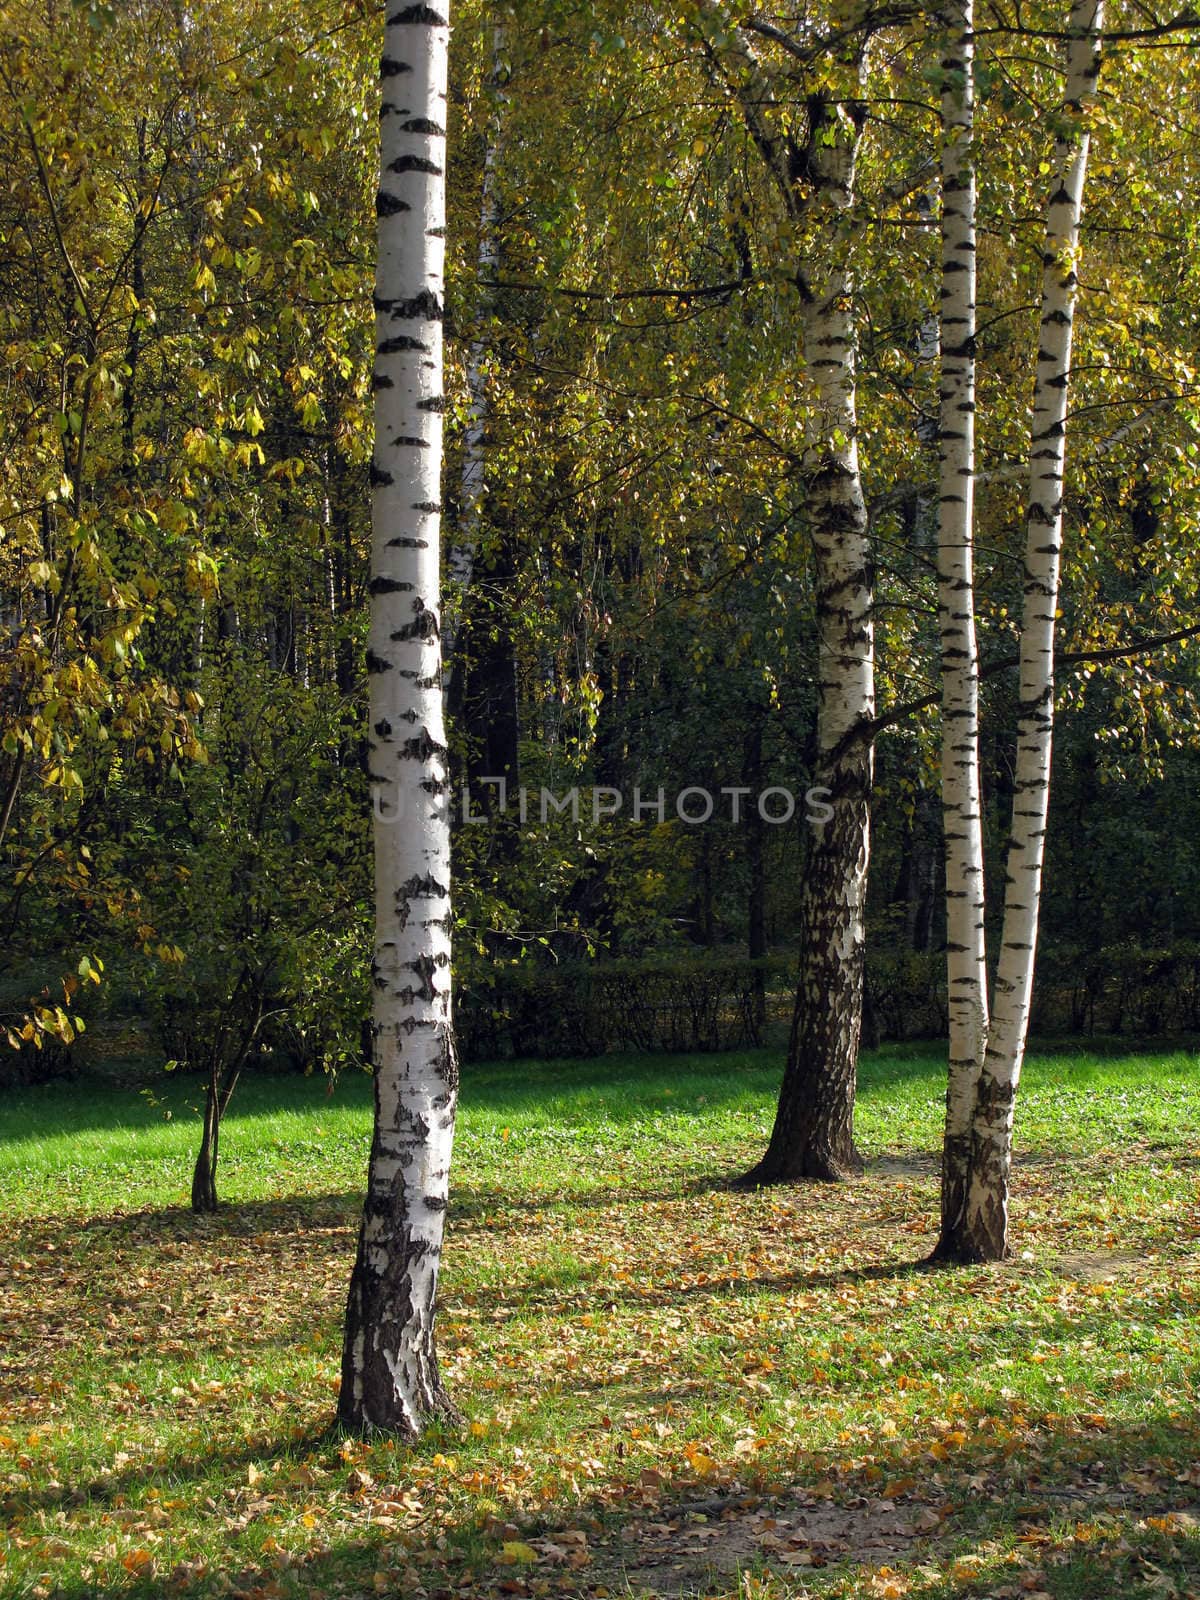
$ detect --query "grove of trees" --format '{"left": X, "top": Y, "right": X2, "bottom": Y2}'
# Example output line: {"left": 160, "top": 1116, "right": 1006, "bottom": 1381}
{"left": 3, "top": 0, "right": 1199, "bottom": 1436}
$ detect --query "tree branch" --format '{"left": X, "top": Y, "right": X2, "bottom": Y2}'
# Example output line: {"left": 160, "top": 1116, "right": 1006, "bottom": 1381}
{"left": 488, "top": 276, "right": 758, "bottom": 303}
{"left": 0, "top": 61, "right": 95, "bottom": 333}
{"left": 865, "top": 621, "right": 1200, "bottom": 746}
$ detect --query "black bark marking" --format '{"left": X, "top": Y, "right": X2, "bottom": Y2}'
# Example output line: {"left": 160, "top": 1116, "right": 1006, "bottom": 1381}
{"left": 439, "top": 1026, "right": 460, "bottom": 1095}
{"left": 369, "top": 576, "right": 415, "bottom": 595}
{"left": 366, "top": 650, "right": 393, "bottom": 675}
{"left": 406, "top": 952, "right": 440, "bottom": 1003}
{"left": 397, "top": 1015, "right": 439, "bottom": 1035}
{"left": 392, "top": 290, "right": 443, "bottom": 322}
{"left": 389, "top": 4, "right": 448, "bottom": 22}
{"left": 376, "top": 191, "right": 411, "bottom": 217}
{"left": 397, "top": 1107, "right": 431, "bottom": 1141}
{"left": 401, "top": 117, "right": 445, "bottom": 136}
{"left": 388, "top": 155, "right": 443, "bottom": 176}
{"left": 391, "top": 599, "right": 440, "bottom": 642}
{"left": 370, "top": 465, "right": 394, "bottom": 487}
{"left": 398, "top": 872, "right": 448, "bottom": 899}
{"left": 378, "top": 334, "right": 429, "bottom": 354}
{"left": 398, "top": 729, "right": 447, "bottom": 761}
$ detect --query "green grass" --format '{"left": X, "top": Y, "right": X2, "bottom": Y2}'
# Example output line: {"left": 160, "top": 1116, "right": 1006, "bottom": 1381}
{"left": 1, "top": 1043, "right": 1198, "bottom": 1600}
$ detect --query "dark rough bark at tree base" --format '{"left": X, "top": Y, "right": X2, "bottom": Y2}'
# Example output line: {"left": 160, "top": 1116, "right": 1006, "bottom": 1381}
{"left": 934, "top": 1128, "right": 972, "bottom": 1256}
{"left": 924, "top": 1238, "right": 1009, "bottom": 1267}
{"left": 928, "top": 1213, "right": 1011, "bottom": 1264}
{"left": 740, "top": 758, "right": 870, "bottom": 1187}
{"left": 930, "top": 1075, "right": 1015, "bottom": 1261}
{"left": 738, "top": 1141, "right": 863, "bottom": 1187}
{"left": 338, "top": 1190, "right": 463, "bottom": 1438}
{"left": 737, "top": 1063, "right": 865, "bottom": 1184}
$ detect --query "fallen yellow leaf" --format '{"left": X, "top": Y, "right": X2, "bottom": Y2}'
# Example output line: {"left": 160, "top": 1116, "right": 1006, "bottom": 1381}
{"left": 498, "top": 1540, "right": 540, "bottom": 1565}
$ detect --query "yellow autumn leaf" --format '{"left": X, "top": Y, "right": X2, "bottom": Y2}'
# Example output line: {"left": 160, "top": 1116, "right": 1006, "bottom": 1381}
{"left": 498, "top": 1540, "right": 540, "bottom": 1565}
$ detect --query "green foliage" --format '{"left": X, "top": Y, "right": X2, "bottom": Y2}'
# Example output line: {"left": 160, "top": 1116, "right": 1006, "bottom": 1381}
{"left": 126, "top": 649, "right": 370, "bottom": 1084}
{"left": 2, "top": 0, "right": 1200, "bottom": 1081}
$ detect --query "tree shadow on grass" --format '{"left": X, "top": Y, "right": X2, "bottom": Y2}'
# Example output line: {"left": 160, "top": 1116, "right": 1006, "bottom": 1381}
{"left": 16, "top": 1137, "right": 1143, "bottom": 1253}
{"left": 6, "top": 1188, "right": 1198, "bottom": 1593}
{"left": 448, "top": 1170, "right": 740, "bottom": 1227}
{"left": 74, "top": 1195, "right": 363, "bottom": 1242}
{"left": 0, "top": 1421, "right": 342, "bottom": 1523}
{"left": 12, "top": 1171, "right": 740, "bottom": 1248}
{"left": 21, "top": 1405, "right": 1200, "bottom": 1599}
{"left": 442, "top": 1257, "right": 929, "bottom": 1329}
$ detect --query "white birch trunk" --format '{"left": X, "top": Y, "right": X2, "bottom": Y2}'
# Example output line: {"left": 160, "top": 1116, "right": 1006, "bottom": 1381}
{"left": 933, "top": 0, "right": 989, "bottom": 1255}
{"left": 748, "top": 85, "right": 875, "bottom": 1183}
{"left": 339, "top": 0, "right": 459, "bottom": 1436}
{"left": 696, "top": 9, "right": 879, "bottom": 1182}
{"left": 442, "top": 19, "right": 507, "bottom": 691}
{"left": 959, "top": 0, "right": 1104, "bottom": 1261}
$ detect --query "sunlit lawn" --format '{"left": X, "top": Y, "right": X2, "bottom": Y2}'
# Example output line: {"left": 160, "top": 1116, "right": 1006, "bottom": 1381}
{"left": 1, "top": 1043, "right": 1198, "bottom": 1599}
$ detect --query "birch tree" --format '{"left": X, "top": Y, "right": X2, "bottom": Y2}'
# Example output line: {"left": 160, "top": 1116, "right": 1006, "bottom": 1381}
{"left": 693, "top": 9, "right": 878, "bottom": 1181}
{"left": 744, "top": 76, "right": 876, "bottom": 1183}
{"left": 932, "top": 0, "right": 989, "bottom": 1252}
{"left": 339, "top": 0, "right": 459, "bottom": 1436}
{"left": 936, "top": 0, "right": 1105, "bottom": 1262}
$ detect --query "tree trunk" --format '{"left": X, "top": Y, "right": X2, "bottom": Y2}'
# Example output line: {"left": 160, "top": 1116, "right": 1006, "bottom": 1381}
{"left": 743, "top": 88, "right": 873, "bottom": 1186}
{"left": 931, "top": 0, "right": 989, "bottom": 1259}
{"left": 947, "top": 0, "right": 1104, "bottom": 1262}
{"left": 745, "top": 740, "right": 872, "bottom": 1182}
{"left": 339, "top": 0, "right": 460, "bottom": 1438}
{"left": 191, "top": 1069, "right": 220, "bottom": 1213}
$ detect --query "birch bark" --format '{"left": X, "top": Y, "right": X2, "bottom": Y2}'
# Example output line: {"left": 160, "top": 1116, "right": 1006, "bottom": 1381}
{"left": 953, "top": 0, "right": 1104, "bottom": 1262}
{"left": 744, "top": 85, "right": 875, "bottom": 1184}
{"left": 932, "top": 0, "right": 989, "bottom": 1256}
{"left": 339, "top": 0, "right": 459, "bottom": 1436}
{"left": 692, "top": 7, "right": 879, "bottom": 1182}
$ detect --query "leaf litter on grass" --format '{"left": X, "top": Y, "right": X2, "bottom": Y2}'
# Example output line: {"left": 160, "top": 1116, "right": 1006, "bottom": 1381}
{"left": 0, "top": 1049, "right": 1198, "bottom": 1600}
